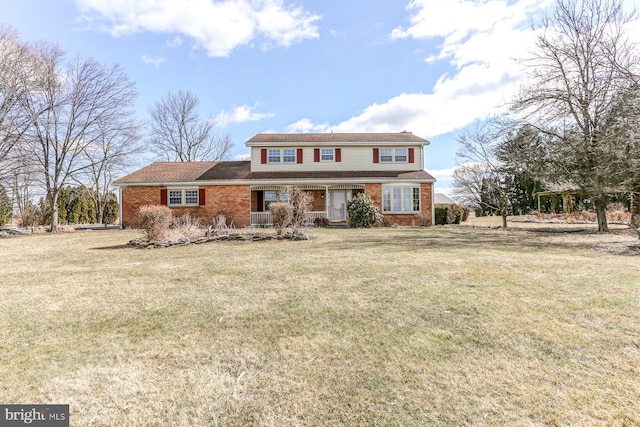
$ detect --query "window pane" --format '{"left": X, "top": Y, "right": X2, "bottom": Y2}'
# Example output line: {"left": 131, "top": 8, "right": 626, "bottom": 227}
{"left": 383, "top": 188, "right": 391, "bottom": 212}
{"left": 403, "top": 187, "right": 411, "bottom": 211}
{"left": 321, "top": 149, "right": 334, "bottom": 161}
{"left": 278, "top": 192, "right": 290, "bottom": 203}
{"left": 393, "top": 188, "right": 401, "bottom": 211}
{"left": 380, "top": 149, "right": 393, "bottom": 162}
{"left": 283, "top": 149, "right": 296, "bottom": 163}
{"left": 168, "top": 190, "right": 182, "bottom": 205}
{"left": 268, "top": 149, "right": 280, "bottom": 163}
{"left": 413, "top": 188, "right": 420, "bottom": 211}
{"left": 185, "top": 190, "right": 199, "bottom": 204}
{"left": 264, "top": 191, "right": 277, "bottom": 210}
{"left": 395, "top": 149, "right": 407, "bottom": 162}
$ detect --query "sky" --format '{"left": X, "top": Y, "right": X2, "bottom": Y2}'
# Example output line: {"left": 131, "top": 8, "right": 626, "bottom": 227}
{"left": 2, "top": 0, "right": 636, "bottom": 194}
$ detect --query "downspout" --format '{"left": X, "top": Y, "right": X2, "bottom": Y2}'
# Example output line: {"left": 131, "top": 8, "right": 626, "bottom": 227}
{"left": 118, "top": 186, "right": 123, "bottom": 228}
{"left": 431, "top": 183, "right": 435, "bottom": 227}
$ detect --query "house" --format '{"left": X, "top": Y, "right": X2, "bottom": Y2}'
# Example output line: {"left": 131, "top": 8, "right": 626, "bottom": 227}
{"left": 434, "top": 193, "right": 456, "bottom": 205}
{"left": 115, "top": 132, "right": 437, "bottom": 227}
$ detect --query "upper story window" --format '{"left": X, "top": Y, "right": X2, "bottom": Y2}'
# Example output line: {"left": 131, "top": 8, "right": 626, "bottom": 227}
{"left": 268, "top": 149, "right": 281, "bottom": 163}
{"left": 262, "top": 148, "right": 301, "bottom": 164}
{"left": 168, "top": 188, "right": 199, "bottom": 206}
{"left": 380, "top": 148, "right": 407, "bottom": 163}
{"left": 283, "top": 149, "right": 296, "bottom": 163}
{"left": 321, "top": 148, "right": 334, "bottom": 161}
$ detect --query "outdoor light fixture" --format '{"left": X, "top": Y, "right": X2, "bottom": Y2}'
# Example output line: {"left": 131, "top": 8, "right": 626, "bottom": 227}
{"left": 321, "top": 193, "right": 325, "bottom": 199}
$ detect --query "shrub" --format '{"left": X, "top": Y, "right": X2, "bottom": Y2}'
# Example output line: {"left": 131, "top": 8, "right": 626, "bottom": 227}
{"left": 172, "top": 214, "right": 202, "bottom": 240}
{"left": 435, "top": 204, "right": 462, "bottom": 225}
{"left": 0, "top": 184, "right": 12, "bottom": 226}
{"left": 269, "top": 202, "right": 293, "bottom": 236}
{"left": 137, "top": 205, "right": 172, "bottom": 241}
{"left": 285, "top": 187, "right": 314, "bottom": 234}
{"left": 446, "top": 204, "right": 460, "bottom": 224}
{"left": 347, "top": 193, "right": 382, "bottom": 227}
{"left": 435, "top": 206, "right": 448, "bottom": 225}
{"left": 459, "top": 205, "right": 470, "bottom": 222}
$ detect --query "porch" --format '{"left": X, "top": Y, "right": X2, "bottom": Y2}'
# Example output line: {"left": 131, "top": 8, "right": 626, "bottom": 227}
{"left": 249, "top": 184, "right": 364, "bottom": 226}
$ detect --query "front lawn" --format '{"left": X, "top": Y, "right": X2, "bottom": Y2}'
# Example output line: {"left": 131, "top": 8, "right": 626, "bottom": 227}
{"left": 1, "top": 227, "right": 638, "bottom": 425}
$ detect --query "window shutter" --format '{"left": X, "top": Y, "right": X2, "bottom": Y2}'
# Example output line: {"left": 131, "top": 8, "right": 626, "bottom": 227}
{"left": 408, "top": 148, "right": 415, "bottom": 163}
{"left": 199, "top": 188, "right": 206, "bottom": 206}
{"left": 297, "top": 148, "right": 303, "bottom": 164}
{"left": 373, "top": 148, "right": 379, "bottom": 163}
{"left": 160, "top": 189, "right": 168, "bottom": 205}
{"left": 335, "top": 148, "right": 341, "bottom": 162}
{"left": 261, "top": 149, "right": 267, "bottom": 164}
{"left": 257, "top": 191, "right": 264, "bottom": 212}
{"left": 314, "top": 148, "right": 320, "bottom": 162}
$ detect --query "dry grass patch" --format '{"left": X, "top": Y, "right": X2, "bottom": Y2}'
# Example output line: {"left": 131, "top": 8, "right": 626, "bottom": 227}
{"left": 1, "top": 228, "right": 639, "bottom": 425}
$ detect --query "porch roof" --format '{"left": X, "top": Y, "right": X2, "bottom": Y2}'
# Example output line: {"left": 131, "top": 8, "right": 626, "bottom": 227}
{"left": 116, "top": 161, "right": 436, "bottom": 185}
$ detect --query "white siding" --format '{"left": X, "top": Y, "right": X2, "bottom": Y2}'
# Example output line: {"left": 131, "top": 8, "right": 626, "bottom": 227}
{"left": 250, "top": 146, "right": 424, "bottom": 172}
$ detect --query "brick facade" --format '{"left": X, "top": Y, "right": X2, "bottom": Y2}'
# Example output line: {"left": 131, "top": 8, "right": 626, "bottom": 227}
{"left": 121, "top": 185, "right": 251, "bottom": 228}
{"left": 365, "top": 182, "right": 433, "bottom": 227}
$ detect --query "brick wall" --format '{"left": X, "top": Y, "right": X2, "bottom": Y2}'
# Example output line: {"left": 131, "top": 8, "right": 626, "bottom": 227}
{"left": 364, "top": 182, "right": 433, "bottom": 227}
{"left": 120, "top": 185, "right": 251, "bottom": 228}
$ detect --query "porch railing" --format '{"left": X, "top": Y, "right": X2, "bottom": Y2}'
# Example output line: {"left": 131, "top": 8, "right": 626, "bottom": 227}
{"left": 250, "top": 211, "right": 328, "bottom": 226}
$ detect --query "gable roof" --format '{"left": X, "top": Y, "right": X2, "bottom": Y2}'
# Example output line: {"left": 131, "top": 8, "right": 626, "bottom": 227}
{"left": 114, "top": 162, "right": 218, "bottom": 184}
{"left": 434, "top": 193, "right": 456, "bottom": 204}
{"left": 115, "top": 161, "right": 436, "bottom": 185}
{"left": 245, "top": 132, "right": 430, "bottom": 146}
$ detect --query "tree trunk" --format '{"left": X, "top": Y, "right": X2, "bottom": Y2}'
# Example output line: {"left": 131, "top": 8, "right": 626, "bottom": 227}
{"left": 594, "top": 196, "right": 609, "bottom": 232}
{"left": 501, "top": 213, "right": 508, "bottom": 228}
{"left": 48, "top": 190, "right": 59, "bottom": 233}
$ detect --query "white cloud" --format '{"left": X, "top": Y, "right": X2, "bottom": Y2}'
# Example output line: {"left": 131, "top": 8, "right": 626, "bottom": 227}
{"left": 289, "top": 0, "right": 553, "bottom": 139}
{"left": 215, "top": 103, "right": 275, "bottom": 127}
{"left": 140, "top": 54, "right": 165, "bottom": 68}
{"left": 75, "top": 0, "right": 320, "bottom": 57}
{"left": 429, "top": 167, "right": 457, "bottom": 182}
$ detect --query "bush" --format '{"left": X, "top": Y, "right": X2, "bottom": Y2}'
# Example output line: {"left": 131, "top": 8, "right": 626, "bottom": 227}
{"left": 435, "top": 204, "right": 462, "bottom": 225}
{"left": 435, "top": 206, "right": 448, "bottom": 225}
{"left": 285, "top": 187, "right": 314, "bottom": 234}
{"left": 459, "top": 205, "right": 470, "bottom": 222}
{"left": 138, "top": 205, "right": 172, "bottom": 241}
{"left": 172, "top": 214, "right": 202, "bottom": 240}
{"left": 0, "top": 185, "right": 12, "bottom": 226}
{"left": 347, "top": 193, "right": 382, "bottom": 227}
{"left": 269, "top": 202, "right": 293, "bottom": 236}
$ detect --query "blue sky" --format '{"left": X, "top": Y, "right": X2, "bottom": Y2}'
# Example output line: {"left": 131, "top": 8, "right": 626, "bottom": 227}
{"left": 5, "top": 0, "right": 635, "bottom": 193}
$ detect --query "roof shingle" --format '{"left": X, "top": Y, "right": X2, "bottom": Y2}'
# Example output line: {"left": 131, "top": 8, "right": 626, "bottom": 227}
{"left": 245, "top": 132, "right": 429, "bottom": 145}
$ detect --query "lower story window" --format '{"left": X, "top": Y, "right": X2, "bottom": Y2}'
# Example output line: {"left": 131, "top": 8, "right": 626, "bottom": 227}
{"left": 382, "top": 186, "right": 420, "bottom": 213}
{"left": 263, "top": 190, "right": 290, "bottom": 211}
{"left": 168, "top": 188, "right": 199, "bottom": 206}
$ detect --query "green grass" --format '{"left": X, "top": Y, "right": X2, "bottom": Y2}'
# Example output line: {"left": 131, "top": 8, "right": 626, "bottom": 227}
{"left": 1, "top": 227, "right": 639, "bottom": 426}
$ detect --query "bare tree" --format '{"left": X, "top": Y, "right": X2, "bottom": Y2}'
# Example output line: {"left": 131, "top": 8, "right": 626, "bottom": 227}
{"left": 17, "top": 42, "right": 139, "bottom": 232}
{"left": 147, "top": 89, "right": 233, "bottom": 162}
{"left": 453, "top": 122, "right": 513, "bottom": 228}
{"left": 79, "top": 120, "right": 142, "bottom": 226}
{"left": 512, "top": 0, "right": 640, "bottom": 232}
{"left": 0, "top": 27, "right": 33, "bottom": 170}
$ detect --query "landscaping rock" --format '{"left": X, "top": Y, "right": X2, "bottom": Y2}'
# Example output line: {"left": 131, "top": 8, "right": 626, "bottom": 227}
{"left": 127, "top": 231, "right": 309, "bottom": 248}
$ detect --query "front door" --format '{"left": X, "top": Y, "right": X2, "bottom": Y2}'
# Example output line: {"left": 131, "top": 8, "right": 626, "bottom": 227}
{"left": 329, "top": 190, "right": 349, "bottom": 222}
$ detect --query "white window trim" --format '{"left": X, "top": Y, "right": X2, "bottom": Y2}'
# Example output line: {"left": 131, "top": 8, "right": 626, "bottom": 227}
{"left": 380, "top": 148, "right": 408, "bottom": 163}
{"left": 268, "top": 149, "right": 282, "bottom": 164}
{"left": 168, "top": 188, "right": 199, "bottom": 207}
{"left": 382, "top": 185, "right": 421, "bottom": 213}
{"left": 320, "top": 148, "right": 335, "bottom": 162}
